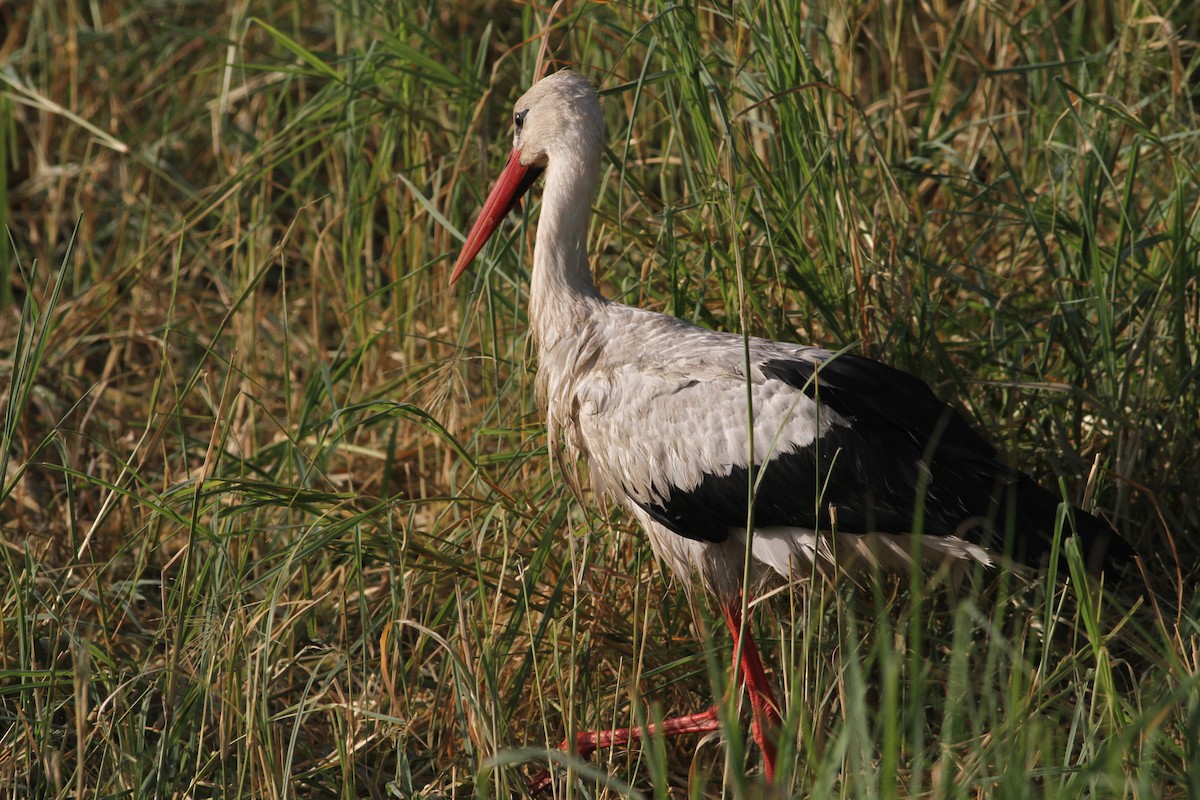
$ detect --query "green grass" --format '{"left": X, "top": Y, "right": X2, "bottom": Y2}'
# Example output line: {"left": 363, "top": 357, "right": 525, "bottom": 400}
{"left": 2, "top": 1, "right": 1198, "bottom": 798}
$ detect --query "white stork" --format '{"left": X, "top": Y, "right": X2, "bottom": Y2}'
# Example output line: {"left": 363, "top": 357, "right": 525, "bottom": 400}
{"left": 450, "top": 70, "right": 1134, "bottom": 790}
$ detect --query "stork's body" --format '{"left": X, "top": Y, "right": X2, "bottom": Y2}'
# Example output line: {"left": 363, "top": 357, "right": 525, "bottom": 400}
{"left": 451, "top": 71, "right": 1134, "bottom": 790}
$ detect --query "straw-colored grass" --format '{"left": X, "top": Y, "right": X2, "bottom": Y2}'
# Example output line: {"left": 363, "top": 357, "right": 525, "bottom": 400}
{"left": 2, "top": 1, "right": 1197, "bottom": 798}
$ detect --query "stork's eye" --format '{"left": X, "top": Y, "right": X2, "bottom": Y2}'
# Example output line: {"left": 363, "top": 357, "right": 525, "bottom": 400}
{"left": 514, "top": 110, "right": 528, "bottom": 132}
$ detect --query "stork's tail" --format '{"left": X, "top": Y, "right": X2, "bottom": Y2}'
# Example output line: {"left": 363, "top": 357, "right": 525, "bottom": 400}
{"left": 1011, "top": 475, "right": 1136, "bottom": 576}
{"left": 1072, "top": 506, "right": 1137, "bottom": 576}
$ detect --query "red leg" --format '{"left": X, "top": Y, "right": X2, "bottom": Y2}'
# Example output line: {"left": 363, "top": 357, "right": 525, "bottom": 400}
{"left": 721, "top": 599, "right": 781, "bottom": 782}
{"left": 527, "top": 596, "right": 783, "bottom": 794}
{"left": 527, "top": 707, "right": 722, "bottom": 794}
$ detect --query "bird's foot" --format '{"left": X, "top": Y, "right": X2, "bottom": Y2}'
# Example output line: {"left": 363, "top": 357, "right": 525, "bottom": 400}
{"left": 525, "top": 706, "right": 722, "bottom": 795}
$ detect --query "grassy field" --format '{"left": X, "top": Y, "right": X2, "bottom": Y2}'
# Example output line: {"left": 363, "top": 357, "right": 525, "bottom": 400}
{"left": 2, "top": 1, "right": 1199, "bottom": 797}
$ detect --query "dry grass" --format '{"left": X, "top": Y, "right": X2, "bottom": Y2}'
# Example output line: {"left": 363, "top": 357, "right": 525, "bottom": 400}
{"left": 2, "top": 1, "right": 1198, "bottom": 798}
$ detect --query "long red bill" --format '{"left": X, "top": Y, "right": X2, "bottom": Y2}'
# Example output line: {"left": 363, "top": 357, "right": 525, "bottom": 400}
{"left": 450, "top": 148, "right": 544, "bottom": 285}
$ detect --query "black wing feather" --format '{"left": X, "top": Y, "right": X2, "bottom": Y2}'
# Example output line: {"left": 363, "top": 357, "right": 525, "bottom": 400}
{"left": 635, "top": 353, "right": 1134, "bottom": 572}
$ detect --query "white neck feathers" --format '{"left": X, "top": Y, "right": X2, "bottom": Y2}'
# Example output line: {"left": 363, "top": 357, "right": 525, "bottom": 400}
{"left": 528, "top": 151, "right": 604, "bottom": 351}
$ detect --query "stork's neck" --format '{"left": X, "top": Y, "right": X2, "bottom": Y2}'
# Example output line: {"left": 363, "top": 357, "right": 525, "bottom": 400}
{"left": 529, "top": 151, "right": 604, "bottom": 351}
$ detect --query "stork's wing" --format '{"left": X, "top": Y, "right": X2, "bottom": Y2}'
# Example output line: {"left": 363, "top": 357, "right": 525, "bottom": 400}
{"left": 581, "top": 337, "right": 1130, "bottom": 571}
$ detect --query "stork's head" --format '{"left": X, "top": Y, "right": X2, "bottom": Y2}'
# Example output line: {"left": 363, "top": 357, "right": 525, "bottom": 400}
{"left": 509, "top": 70, "right": 605, "bottom": 167}
{"left": 450, "top": 71, "right": 604, "bottom": 284}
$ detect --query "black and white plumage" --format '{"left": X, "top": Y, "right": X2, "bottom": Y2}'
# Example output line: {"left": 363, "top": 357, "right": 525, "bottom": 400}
{"left": 451, "top": 70, "right": 1135, "bottom": 788}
